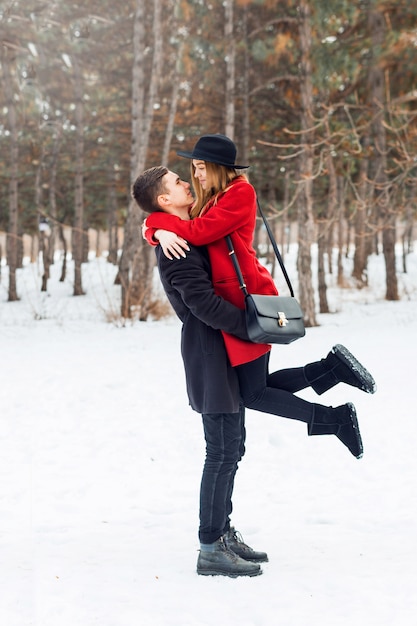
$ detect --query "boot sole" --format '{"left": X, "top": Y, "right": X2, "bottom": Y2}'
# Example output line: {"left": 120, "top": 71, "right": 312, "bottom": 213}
{"left": 197, "top": 567, "right": 262, "bottom": 578}
{"left": 332, "top": 344, "right": 376, "bottom": 394}
{"left": 337, "top": 402, "right": 364, "bottom": 459}
{"left": 235, "top": 556, "right": 269, "bottom": 563}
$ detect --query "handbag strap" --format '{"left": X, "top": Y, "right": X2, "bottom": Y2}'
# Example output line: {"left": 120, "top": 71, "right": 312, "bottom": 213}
{"left": 256, "top": 199, "right": 295, "bottom": 297}
{"left": 226, "top": 235, "right": 249, "bottom": 297}
{"left": 226, "top": 198, "right": 295, "bottom": 298}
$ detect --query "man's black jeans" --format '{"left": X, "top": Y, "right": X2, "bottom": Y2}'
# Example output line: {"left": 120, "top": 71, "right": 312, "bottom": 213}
{"left": 199, "top": 404, "right": 245, "bottom": 545}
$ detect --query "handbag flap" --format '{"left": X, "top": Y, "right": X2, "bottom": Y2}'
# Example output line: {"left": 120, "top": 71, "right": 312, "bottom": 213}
{"left": 247, "top": 295, "right": 303, "bottom": 320}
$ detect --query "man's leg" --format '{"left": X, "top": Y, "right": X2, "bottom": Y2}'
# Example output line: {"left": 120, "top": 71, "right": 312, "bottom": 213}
{"left": 197, "top": 407, "right": 261, "bottom": 577}
{"left": 199, "top": 407, "right": 245, "bottom": 545}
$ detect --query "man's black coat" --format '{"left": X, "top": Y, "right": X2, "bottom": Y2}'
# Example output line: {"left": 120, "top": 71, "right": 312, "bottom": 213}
{"left": 155, "top": 244, "right": 249, "bottom": 414}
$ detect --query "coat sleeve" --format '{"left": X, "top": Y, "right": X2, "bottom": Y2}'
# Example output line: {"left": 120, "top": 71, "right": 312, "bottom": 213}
{"left": 160, "top": 246, "right": 249, "bottom": 341}
{"left": 143, "top": 220, "right": 158, "bottom": 247}
{"left": 146, "top": 181, "right": 255, "bottom": 245}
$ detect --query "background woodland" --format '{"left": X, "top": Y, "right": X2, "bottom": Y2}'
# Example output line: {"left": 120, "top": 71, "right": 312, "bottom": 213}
{"left": 1, "top": 0, "right": 416, "bottom": 325}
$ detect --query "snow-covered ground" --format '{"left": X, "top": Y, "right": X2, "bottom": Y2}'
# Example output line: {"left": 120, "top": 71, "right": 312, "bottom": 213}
{"left": 1, "top": 245, "right": 417, "bottom": 626}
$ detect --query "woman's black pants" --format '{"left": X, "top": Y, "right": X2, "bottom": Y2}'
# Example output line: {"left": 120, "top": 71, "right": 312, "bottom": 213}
{"left": 236, "top": 352, "right": 316, "bottom": 423}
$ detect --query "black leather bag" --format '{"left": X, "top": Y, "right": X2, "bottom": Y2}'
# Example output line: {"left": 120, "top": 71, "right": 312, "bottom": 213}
{"left": 245, "top": 293, "right": 305, "bottom": 344}
{"left": 226, "top": 200, "right": 305, "bottom": 345}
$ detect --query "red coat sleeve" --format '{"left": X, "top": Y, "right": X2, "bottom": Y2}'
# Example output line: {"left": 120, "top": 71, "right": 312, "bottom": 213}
{"left": 145, "top": 180, "right": 256, "bottom": 245}
{"left": 144, "top": 222, "right": 158, "bottom": 247}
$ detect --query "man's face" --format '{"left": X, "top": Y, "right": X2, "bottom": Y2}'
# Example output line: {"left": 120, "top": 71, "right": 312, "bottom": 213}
{"left": 161, "top": 171, "right": 193, "bottom": 213}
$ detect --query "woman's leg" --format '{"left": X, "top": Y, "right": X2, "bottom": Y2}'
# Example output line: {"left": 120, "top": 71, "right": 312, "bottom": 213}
{"left": 236, "top": 353, "right": 314, "bottom": 423}
{"left": 199, "top": 406, "right": 246, "bottom": 545}
{"left": 267, "top": 365, "right": 310, "bottom": 393}
{"left": 235, "top": 354, "right": 363, "bottom": 458}
{"left": 266, "top": 345, "right": 376, "bottom": 395}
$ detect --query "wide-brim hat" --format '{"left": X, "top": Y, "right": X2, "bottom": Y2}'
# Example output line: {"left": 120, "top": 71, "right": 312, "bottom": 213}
{"left": 177, "top": 133, "right": 249, "bottom": 169}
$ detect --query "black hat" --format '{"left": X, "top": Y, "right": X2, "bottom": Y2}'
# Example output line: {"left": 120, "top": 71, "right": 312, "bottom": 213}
{"left": 177, "top": 134, "right": 249, "bottom": 169}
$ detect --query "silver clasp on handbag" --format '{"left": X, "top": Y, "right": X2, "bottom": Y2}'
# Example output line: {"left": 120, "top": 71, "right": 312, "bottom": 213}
{"left": 277, "top": 311, "right": 288, "bottom": 327}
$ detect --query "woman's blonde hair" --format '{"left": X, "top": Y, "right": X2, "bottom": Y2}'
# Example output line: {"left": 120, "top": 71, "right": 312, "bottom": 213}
{"left": 190, "top": 161, "right": 246, "bottom": 218}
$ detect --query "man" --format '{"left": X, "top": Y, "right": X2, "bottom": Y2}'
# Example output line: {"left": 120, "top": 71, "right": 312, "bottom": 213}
{"left": 132, "top": 166, "right": 267, "bottom": 578}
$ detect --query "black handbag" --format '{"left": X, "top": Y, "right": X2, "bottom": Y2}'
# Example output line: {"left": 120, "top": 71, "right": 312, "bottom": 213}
{"left": 226, "top": 200, "right": 305, "bottom": 345}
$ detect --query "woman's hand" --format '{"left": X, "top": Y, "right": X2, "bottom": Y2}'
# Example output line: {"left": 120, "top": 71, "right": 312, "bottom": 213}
{"left": 155, "top": 229, "right": 190, "bottom": 260}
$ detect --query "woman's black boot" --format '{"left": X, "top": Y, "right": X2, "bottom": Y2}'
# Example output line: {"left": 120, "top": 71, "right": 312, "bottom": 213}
{"left": 304, "top": 344, "right": 376, "bottom": 396}
{"left": 308, "top": 402, "right": 363, "bottom": 459}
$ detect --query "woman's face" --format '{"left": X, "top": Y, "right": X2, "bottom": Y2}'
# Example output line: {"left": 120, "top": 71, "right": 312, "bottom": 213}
{"left": 192, "top": 160, "right": 208, "bottom": 189}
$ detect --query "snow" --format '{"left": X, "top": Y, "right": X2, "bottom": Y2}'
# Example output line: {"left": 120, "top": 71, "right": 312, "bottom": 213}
{"left": 1, "top": 246, "right": 417, "bottom": 626}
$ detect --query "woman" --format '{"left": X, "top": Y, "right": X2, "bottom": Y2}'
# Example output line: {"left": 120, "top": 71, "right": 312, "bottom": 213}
{"left": 144, "top": 134, "right": 376, "bottom": 459}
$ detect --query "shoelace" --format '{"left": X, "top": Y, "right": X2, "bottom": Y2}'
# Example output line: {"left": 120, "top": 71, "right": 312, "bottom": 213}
{"left": 229, "top": 528, "right": 245, "bottom": 544}
{"left": 226, "top": 529, "right": 253, "bottom": 554}
{"left": 219, "top": 536, "right": 240, "bottom": 561}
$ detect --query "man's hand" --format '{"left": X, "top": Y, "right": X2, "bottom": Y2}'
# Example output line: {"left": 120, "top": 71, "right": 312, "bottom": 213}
{"left": 155, "top": 229, "right": 190, "bottom": 259}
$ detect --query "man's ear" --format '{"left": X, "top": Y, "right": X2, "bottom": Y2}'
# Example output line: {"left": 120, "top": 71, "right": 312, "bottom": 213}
{"left": 157, "top": 194, "right": 170, "bottom": 209}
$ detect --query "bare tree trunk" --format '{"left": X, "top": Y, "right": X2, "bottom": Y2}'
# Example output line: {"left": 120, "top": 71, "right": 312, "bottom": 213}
{"left": 224, "top": 0, "right": 235, "bottom": 139}
{"left": 241, "top": 5, "right": 250, "bottom": 164}
{"left": 352, "top": 130, "right": 371, "bottom": 285}
{"left": 367, "top": 5, "right": 398, "bottom": 300}
{"left": 283, "top": 171, "right": 291, "bottom": 255}
{"left": 161, "top": 3, "right": 184, "bottom": 168}
{"left": 119, "top": 0, "right": 162, "bottom": 319}
{"left": 107, "top": 166, "right": 119, "bottom": 265}
{"left": 2, "top": 49, "right": 19, "bottom": 301}
{"left": 34, "top": 150, "right": 51, "bottom": 292}
{"left": 73, "top": 56, "right": 85, "bottom": 296}
{"left": 265, "top": 163, "right": 278, "bottom": 275}
{"left": 317, "top": 220, "right": 328, "bottom": 313}
{"left": 336, "top": 176, "right": 345, "bottom": 287}
{"left": 161, "top": 41, "right": 182, "bottom": 167}
{"left": 47, "top": 122, "right": 63, "bottom": 267}
{"left": 317, "top": 149, "right": 336, "bottom": 313}
{"left": 296, "top": 1, "right": 317, "bottom": 326}
{"left": 58, "top": 223, "right": 68, "bottom": 282}
{"left": 39, "top": 228, "right": 50, "bottom": 292}
{"left": 117, "top": 0, "right": 146, "bottom": 314}
{"left": 401, "top": 184, "right": 415, "bottom": 272}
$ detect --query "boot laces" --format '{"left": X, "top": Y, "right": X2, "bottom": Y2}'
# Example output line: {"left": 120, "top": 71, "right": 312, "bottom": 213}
{"left": 226, "top": 528, "right": 253, "bottom": 554}
{"left": 230, "top": 528, "right": 245, "bottom": 545}
{"left": 218, "top": 536, "right": 240, "bottom": 561}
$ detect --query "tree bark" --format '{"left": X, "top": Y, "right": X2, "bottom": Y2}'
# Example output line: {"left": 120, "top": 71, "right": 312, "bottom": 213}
{"left": 2, "top": 49, "right": 19, "bottom": 301}
{"left": 47, "top": 122, "right": 63, "bottom": 267}
{"left": 107, "top": 166, "right": 119, "bottom": 265}
{"left": 241, "top": 5, "right": 250, "bottom": 164}
{"left": 352, "top": 134, "right": 370, "bottom": 285}
{"left": 34, "top": 149, "right": 51, "bottom": 292}
{"left": 73, "top": 56, "right": 85, "bottom": 296}
{"left": 367, "top": 4, "right": 398, "bottom": 300}
{"left": 224, "top": 0, "right": 235, "bottom": 139}
{"left": 296, "top": 0, "right": 317, "bottom": 326}
{"left": 119, "top": 0, "right": 162, "bottom": 319}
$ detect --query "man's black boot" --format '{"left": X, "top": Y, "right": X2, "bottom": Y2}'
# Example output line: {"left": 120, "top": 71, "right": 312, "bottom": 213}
{"left": 197, "top": 536, "right": 262, "bottom": 577}
{"left": 304, "top": 344, "right": 377, "bottom": 395}
{"left": 224, "top": 527, "right": 268, "bottom": 563}
{"left": 308, "top": 402, "right": 363, "bottom": 459}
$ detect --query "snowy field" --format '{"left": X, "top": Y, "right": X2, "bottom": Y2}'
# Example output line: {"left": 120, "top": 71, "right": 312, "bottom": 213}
{"left": 1, "top": 244, "right": 417, "bottom": 626}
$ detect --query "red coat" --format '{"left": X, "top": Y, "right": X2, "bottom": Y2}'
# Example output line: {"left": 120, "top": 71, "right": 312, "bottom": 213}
{"left": 146, "top": 177, "right": 279, "bottom": 366}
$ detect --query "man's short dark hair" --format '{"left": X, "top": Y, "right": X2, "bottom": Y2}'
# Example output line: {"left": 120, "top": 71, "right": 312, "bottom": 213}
{"left": 132, "top": 166, "right": 168, "bottom": 213}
